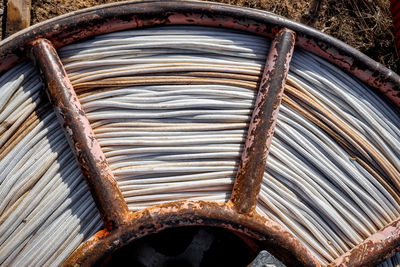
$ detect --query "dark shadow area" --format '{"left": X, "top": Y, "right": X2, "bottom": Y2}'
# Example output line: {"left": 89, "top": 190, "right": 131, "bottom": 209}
{"left": 105, "top": 226, "right": 260, "bottom": 267}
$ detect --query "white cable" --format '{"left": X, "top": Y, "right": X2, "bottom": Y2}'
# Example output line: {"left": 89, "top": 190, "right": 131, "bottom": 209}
{"left": 63, "top": 26, "right": 400, "bottom": 266}
{"left": 1, "top": 26, "right": 400, "bottom": 266}
{"left": 0, "top": 63, "right": 101, "bottom": 266}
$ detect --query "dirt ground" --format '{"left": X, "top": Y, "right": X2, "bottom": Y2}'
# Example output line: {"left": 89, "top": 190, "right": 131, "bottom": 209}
{"left": 28, "top": 0, "right": 399, "bottom": 73}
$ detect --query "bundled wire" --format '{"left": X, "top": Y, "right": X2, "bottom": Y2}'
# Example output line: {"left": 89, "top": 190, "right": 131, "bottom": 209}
{"left": 59, "top": 26, "right": 267, "bottom": 210}
{"left": 59, "top": 26, "right": 400, "bottom": 266}
{"left": 257, "top": 49, "right": 400, "bottom": 265}
{"left": 381, "top": 253, "right": 400, "bottom": 267}
{"left": 1, "top": 25, "right": 400, "bottom": 266}
{"left": 0, "top": 63, "right": 102, "bottom": 266}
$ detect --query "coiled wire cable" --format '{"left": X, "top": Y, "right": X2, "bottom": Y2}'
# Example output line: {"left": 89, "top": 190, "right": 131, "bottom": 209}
{"left": 0, "top": 64, "right": 102, "bottom": 266}
{"left": 60, "top": 26, "right": 400, "bottom": 266}
{"left": 1, "top": 25, "right": 400, "bottom": 266}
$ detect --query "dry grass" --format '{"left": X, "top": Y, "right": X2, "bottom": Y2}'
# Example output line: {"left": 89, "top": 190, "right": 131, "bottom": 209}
{"left": 315, "top": 0, "right": 399, "bottom": 73}
{"left": 31, "top": 0, "right": 399, "bottom": 73}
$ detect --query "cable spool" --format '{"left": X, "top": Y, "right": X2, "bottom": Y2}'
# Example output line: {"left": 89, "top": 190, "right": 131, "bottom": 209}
{"left": 0, "top": 1, "right": 400, "bottom": 266}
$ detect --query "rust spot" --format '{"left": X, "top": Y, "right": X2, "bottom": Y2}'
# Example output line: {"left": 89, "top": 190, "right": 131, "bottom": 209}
{"left": 329, "top": 218, "right": 400, "bottom": 267}
{"left": 64, "top": 201, "right": 320, "bottom": 267}
{"left": 29, "top": 38, "right": 129, "bottom": 230}
{"left": 0, "top": 2, "right": 392, "bottom": 265}
{"left": 230, "top": 28, "right": 296, "bottom": 214}
{"left": 0, "top": 1, "right": 397, "bottom": 108}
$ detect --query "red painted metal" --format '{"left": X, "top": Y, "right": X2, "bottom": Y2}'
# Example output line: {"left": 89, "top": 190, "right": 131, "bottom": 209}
{"left": 0, "top": 1, "right": 396, "bottom": 266}
{"left": 28, "top": 34, "right": 320, "bottom": 267}
{"left": 64, "top": 200, "right": 320, "bottom": 267}
{"left": 29, "top": 38, "right": 130, "bottom": 230}
{"left": 329, "top": 217, "right": 400, "bottom": 267}
{"left": 0, "top": 1, "right": 399, "bottom": 108}
{"left": 230, "top": 28, "right": 295, "bottom": 214}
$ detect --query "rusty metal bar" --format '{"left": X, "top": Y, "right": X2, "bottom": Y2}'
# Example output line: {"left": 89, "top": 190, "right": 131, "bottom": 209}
{"left": 64, "top": 200, "right": 321, "bottom": 267}
{"left": 328, "top": 218, "right": 400, "bottom": 267}
{"left": 230, "top": 28, "right": 295, "bottom": 214}
{"left": 0, "top": 1, "right": 399, "bottom": 108}
{"left": 29, "top": 38, "right": 129, "bottom": 230}
{"left": 0, "top": 2, "right": 391, "bottom": 265}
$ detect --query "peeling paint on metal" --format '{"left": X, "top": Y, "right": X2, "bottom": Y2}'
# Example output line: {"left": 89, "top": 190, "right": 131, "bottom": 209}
{"left": 29, "top": 38, "right": 130, "bottom": 231}
{"left": 230, "top": 28, "right": 295, "bottom": 214}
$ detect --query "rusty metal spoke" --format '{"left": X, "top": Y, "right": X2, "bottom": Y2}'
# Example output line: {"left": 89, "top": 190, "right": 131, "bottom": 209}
{"left": 29, "top": 38, "right": 129, "bottom": 230}
{"left": 328, "top": 218, "right": 400, "bottom": 267}
{"left": 230, "top": 28, "right": 296, "bottom": 214}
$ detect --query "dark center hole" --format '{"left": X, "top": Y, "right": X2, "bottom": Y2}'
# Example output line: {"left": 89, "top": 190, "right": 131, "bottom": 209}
{"left": 105, "top": 226, "right": 260, "bottom": 267}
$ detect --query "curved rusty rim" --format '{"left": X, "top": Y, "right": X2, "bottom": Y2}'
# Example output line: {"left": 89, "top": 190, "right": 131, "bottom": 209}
{"left": 64, "top": 201, "right": 316, "bottom": 266}
{"left": 0, "top": 1, "right": 399, "bottom": 266}
{"left": 0, "top": 0, "right": 399, "bottom": 107}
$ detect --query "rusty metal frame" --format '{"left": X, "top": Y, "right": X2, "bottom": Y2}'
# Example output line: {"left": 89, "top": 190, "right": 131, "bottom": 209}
{"left": 29, "top": 38, "right": 130, "bottom": 231}
{"left": 230, "top": 28, "right": 295, "bottom": 214}
{"left": 0, "top": 1, "right": 399, "bottom": 108}
{"left": 0, "top": 1, "right": 399, "bottom": 266}
{"left": 330, "top": 219, "right": 400, "bottom": 267}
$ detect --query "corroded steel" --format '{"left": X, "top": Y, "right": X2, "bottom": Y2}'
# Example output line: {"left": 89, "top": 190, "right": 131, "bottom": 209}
{"left": 329, "top": 218, "right": 400, "bottom": 267}
{"left": 230, "top": 28, "right": 295, "bottom": 214}
{"left": 0, "top": 1, "right": 396, "bottom": 266}
{"left": 0, "top": 1, "right": 399, "bottom": 108}
{"left": 29, "top": 38, "right": 129, "bottom": 230}
{"left": 64, "top": 200, "right": 321, "bottom": 267}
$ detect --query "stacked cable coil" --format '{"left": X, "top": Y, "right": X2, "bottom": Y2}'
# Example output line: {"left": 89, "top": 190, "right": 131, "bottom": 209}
{"left": 0, "top": 63, "right": 102, "bottom": 265}
{"left": 0, "top": 25, "right": 400, "bottom": 266}
{"left": 60, "top": 26, "right": 266, "bottom": 209}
